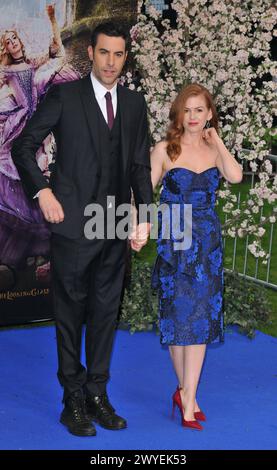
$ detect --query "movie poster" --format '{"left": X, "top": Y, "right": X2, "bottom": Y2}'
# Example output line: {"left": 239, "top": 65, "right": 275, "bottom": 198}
{"left": 0, "top": 0, "right": 137, "bottom": 325}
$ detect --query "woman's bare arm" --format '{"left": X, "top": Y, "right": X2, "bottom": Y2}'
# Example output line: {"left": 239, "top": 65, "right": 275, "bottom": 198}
{"left": 151, "top": 141, "right": 167, "bottom": 190}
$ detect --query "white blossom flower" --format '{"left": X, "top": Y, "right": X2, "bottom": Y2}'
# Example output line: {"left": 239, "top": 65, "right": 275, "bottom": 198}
{"left": 129, "top": 0, "right": 276, "bottom": 262}
{"left": 237, "top": 228, "right": 245, "bottom": 237}
{"left": 227, "top": 229, "right": 236, "bottom": 238}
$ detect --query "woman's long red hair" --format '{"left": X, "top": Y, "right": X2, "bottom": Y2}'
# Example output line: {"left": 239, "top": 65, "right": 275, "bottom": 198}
{"left": 166, "top": 83, "right": 219, "bottom": 161}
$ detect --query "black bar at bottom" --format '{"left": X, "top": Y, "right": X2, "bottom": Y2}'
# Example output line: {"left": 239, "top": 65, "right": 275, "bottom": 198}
{"left": 0, "top": 450, "right": 276, "bottom": 466}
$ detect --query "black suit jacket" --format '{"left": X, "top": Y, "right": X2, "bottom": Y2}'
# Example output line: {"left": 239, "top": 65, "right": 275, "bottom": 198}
{"left": 11, "top": 75, "right": 153, "bottom": 239}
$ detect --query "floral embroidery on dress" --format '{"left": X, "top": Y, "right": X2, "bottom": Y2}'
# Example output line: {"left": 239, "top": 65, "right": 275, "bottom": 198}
{"left": 152, "top": 167, "right": 224, "bottom": 346}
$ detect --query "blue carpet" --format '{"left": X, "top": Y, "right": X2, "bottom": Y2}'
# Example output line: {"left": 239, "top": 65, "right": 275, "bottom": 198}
{"left": 0, "top": 325, "right": 276, "bottom": 450}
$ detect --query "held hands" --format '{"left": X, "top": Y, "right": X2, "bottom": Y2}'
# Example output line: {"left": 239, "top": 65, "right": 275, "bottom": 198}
{"left": 129, "top": 222, "right": 151, "bottom": 252}
{"left": 38, "top": 188, "right": 64, "bottom": 224}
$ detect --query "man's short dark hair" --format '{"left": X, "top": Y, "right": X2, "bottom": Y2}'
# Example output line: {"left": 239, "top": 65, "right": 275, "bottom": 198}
{"left": 90, "top": 22, "right": 130, "bottom": 51}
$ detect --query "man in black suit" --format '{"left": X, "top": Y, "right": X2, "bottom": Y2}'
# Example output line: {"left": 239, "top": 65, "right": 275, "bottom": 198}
{"left": 11, "top": 22, "right": 153, "bottom": 437}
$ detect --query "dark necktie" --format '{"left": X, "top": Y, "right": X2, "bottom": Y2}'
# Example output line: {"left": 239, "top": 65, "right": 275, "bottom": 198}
{"left": 105, "top": 91, "right": 114, "bottom": 130}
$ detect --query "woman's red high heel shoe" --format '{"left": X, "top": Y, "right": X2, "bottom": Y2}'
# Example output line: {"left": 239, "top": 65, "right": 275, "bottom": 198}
{"left": 182, "top": 417, "right": 203, "bottom": 430}
{"left": 194, "top": 410, "right": 206, "bottom": 422}
{"left": 172, "top": 388, "right": 203, "bottom": 430}
{"left": 172, "top": 387, "right": 206, "bottom": 422}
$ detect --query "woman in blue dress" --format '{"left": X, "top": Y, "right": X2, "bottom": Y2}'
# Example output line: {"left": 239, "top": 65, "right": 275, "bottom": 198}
{"left": 151, "top": 83, "right": 242, "bottom": 430}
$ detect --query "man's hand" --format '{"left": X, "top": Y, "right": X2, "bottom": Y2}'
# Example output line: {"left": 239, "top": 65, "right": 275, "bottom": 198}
{"left": 129, "top": 222, "right": 151, "bottom": 252}
{"left": 38, "top": 188, "right": 64, "bottom": 224}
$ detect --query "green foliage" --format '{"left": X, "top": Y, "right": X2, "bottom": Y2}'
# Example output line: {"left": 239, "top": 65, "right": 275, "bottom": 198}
{"left": 119, "top": 255, "right": 159, "bottom": 334}
{"left": 223, "top": 270, "right": 272, "bottom": 338}
{"left": 119, "top": 255, "right": 273, "bottom": 338}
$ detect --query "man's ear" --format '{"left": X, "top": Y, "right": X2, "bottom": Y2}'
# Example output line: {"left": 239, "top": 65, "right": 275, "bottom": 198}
{"left": 87, "top": 45, "right": 94, "bottom": 62}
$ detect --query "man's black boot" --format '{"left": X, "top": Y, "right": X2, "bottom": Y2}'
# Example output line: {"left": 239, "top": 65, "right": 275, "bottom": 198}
{"left": 60, "top": 392, "right": 97, "bottom": 436}
{"left": 86, "top": 393, "right": 127, "bottom": 430}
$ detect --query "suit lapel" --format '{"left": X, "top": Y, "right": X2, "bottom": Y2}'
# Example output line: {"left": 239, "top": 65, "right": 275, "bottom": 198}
{"left": 79, "top": 75, "right": 101, "bottom": 165}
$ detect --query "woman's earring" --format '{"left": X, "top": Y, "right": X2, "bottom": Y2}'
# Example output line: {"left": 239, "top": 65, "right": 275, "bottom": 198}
{"left": 205, "top": 120, "right": 211, "bottom": 129}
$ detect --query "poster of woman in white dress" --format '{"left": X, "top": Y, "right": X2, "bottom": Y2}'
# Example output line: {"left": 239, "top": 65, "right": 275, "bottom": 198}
{"left": 0, "top": 0, "right": 137, "bottom": 324}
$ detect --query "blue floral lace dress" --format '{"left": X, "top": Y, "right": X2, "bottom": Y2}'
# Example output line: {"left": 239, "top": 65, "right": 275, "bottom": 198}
{"left": 151, "top": 167, "right": 224, "bottom": 346}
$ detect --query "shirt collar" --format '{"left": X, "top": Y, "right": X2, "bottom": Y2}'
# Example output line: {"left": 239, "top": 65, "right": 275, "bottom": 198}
{"left": 90, "top": 72, "right": 117, "bottom": 100}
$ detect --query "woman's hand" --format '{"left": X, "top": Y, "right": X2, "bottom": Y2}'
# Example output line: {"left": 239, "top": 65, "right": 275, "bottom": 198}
{"left": 0, "top": 52, "right": 10, "bottom": 66}
{"left": 129, "top": 222, "right": 151, "bottom": 252}
{"left": 49, "top": 39, "right": 59, "bottom": 57}
{"left": 46, "top": 4, "right": 55, "bottom": 22}
{"left": 202, "top": 127, "right": 221, "bottom": 148}
{"left": 205, "top": 128, "right": 243, "bottom": 183}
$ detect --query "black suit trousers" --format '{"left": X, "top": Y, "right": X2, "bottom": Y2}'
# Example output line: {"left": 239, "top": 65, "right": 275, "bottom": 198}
{"left": 50, "top": 233, "right": 127, "bottom": 401}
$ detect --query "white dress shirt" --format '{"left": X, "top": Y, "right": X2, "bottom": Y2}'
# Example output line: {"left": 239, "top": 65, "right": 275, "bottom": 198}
{"left": 90, "top": 72, "right": 117, "bottom": 122}
{"left": 34, "top": 73, "right": 118, "bottom": 199}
